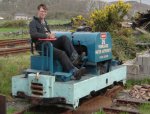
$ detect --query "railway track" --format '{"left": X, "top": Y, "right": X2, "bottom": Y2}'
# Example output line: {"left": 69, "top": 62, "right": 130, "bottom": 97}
{"left": 0, "top": 39, "right": 31, "bottom": 56}
{"left": 12, "top": 86, "right": 124, "bottom": 114}
{"left": 0, "top": 46, "right": 31, "bottom": 56}
{"left": 0, "top": 39, "right": 29, "bottom": 48}
{"left": 103, "top": 98, "right": 150, "bottom": 114}
{"left": 12, "top": 85, "right": 150, "bottom": 114}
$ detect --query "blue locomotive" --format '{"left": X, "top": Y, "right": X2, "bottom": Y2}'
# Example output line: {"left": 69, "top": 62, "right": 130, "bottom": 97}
{"left": 12, "top": 32, "right": 126, "bottom": 108}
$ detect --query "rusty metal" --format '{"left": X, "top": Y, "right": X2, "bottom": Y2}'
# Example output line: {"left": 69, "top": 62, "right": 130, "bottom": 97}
{"left": 116, "top": 98, "right": 149, "bottom": 105}
{"left": 0, "top": 94, "right": 6, "bottom": 114}
{"left": 32, "top": 90, "right": 43, "bottom": 95}
{"left": 103, "top": 107, "right": 140, "bottom": 114}
{"left": 101, "top": 98, "right": 149, "bottom": 114}
{"left": 0, "top": 39, "right": 29, "bottom": 48}
{"left": 31, "top": 82, "right": 43, "bottom": 96}
{"left": 13, "top": 85, "right": 124, "bottom": 114}
{"left": 71, "top": 85, "right": 123, "bottom": 114}
{"left": 104, "top": 98, "right": 150, "bottom": 114}
{"left": 31, "top": 85, "right": 43, "bottom": 90}
{"left": 0, "top": 39, "right": 31, "bottom": 56}
{"left": 14, "top": 110, "right": 25, "bottom": 114}
{"left": 105, "top": 85, "right": 123, "bottom": 98}
{"left": 72, "top": 96, "right": 112, "bottom": 114}
{"left": 0, "top": 46, "right": 31, "bottom": 56}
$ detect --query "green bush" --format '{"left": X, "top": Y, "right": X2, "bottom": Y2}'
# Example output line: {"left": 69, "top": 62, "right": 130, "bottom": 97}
{"left": 88, "top": 1, "right": 131, "bottom": 32}
{"left": 112, "top": 34, "right": 137, "bottom": 61}
{"left": 113, "top": 28, "right": 133, "bottom": 37}
{"left": 1, "top": 20, "right": 27, "bottom": 28}
{"left": 134, "top": 33, "right": 150, "bottom": 51}
{"left": 135, "top": 33, "right": 150, "bottom": 43}
{"left": 72, "top": 1, "right": 131, "bottom": 32}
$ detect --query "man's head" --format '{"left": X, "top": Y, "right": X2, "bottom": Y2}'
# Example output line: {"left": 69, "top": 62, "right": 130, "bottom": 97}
{"left": 37, "top": 4, "right": 47, "bottom": 20}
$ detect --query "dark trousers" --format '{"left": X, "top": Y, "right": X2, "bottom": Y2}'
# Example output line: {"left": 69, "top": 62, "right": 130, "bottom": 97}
{"left": 52, "top": 36, "right": 76, "bottom": 72}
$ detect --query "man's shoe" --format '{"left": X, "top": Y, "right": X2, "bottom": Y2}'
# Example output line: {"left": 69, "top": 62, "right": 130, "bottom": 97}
{"left": 73, "top": 67, "right": 86, "bottom": 80}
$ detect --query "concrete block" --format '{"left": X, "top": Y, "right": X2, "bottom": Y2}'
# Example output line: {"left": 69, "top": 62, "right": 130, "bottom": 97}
{"left": 143, "top": 66, "right": 149, "bottom": 74}
{"left": 136, "top": 54, "right": 150, "bottom": 66}
{"left": 136, "top": 55, "right": 143, "bottom": 65}
{"left": 139, "top": 65, "right": 150, "bottom": 75}
{"left": 126, "top": 64, "right": 139, "bottom": 75}
{"left": 143, "top": 55, "right": 150, "bottom": 66}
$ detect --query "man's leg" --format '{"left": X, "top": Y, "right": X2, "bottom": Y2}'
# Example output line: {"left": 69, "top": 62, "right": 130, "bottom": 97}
{"left": 53, "top": 48, "right": 74, "bottom": 72}
{"left": 53, "top": 47, "right": 85, "bottom": 80}
{"left": 52, "top": 35, "right": 79, "bottom": 63}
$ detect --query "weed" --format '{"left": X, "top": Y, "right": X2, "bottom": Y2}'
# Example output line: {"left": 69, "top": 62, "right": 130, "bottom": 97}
{"left": 95, "top": 108, "right": 106, "bottom": 114}
{"left": 7, "top": 107, "right": 17, "bottom": 114}
{"left": 0, "top": 53, "right": 30, "bottom": 96}
{"left": 139, "top": 103, "right": 150, "bottom": 114}
{"left": 125, "top": 78, "right": 150, "bottom": 89}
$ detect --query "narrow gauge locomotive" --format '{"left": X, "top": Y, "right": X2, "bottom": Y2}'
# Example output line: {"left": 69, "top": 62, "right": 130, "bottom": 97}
{"left": 12, "top": 32, "right": 126, "bottom": 108}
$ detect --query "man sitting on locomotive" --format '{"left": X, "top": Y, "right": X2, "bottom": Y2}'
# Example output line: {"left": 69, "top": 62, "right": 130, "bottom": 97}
{"left": 29, "top": 4, "right": 85, "bottom": 80}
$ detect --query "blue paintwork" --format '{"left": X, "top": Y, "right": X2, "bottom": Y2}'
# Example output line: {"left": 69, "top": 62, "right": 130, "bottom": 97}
{"left": 31, "top": 56, "right": 63, "bottom": 72}
{"left": 41, "top": 42, "right": 54, "bottom": 73}
{"left": 31, "top": 32, "right": 112, "bottom": 73}
{"left": 55, "top": 32, "right": 112, "bottom": 62}
{"left": 31, "top": 42, "right": 54, "bottom": 73}
{"left": 31, "top": 32, "right": 112, "bottom": 77}
{"left": 11, "top": 32, "right": 127, "bottom": 108}
{"left": 12, "top": 65, "right": 126, "bottom": 108}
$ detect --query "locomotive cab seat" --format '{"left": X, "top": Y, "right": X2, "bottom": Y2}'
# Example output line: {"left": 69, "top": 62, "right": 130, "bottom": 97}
{"left": 28, "top": 38, "right": 84, "bottom": 81}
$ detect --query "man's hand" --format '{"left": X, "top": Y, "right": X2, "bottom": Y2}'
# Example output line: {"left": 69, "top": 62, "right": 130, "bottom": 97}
{"left": 46, "top": 33, "right": 55, "bottom": 39}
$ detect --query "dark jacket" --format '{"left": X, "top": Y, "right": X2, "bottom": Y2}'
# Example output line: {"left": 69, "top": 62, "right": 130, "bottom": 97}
{"left": 29, "top": 16, "right": 50, "bottom": 51}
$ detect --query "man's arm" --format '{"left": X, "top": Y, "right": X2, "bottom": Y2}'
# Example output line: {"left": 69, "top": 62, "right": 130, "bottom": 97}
{"left": 29, "top": 20, "right": 47, "bottom": 39}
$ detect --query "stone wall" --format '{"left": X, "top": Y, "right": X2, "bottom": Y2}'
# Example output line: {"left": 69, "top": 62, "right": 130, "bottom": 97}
{"left": 124, "top": 51, "right": 150, "bottom": 79}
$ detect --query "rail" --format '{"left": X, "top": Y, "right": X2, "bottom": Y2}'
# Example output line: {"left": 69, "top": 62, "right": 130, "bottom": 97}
{"left": 0, "top": 46, "right": 31, "bottom": 56}
{"left": 0, "top": 39, "right": 29, "bottom": 48}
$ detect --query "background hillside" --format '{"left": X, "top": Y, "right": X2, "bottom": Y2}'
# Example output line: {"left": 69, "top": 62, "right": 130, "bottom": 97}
{"left": 0, "top": 0, "right": 149, "bottom": 19}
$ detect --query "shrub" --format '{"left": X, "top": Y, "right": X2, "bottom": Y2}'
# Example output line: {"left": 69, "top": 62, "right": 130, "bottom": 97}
{"left": 88, "top": 1, "right": 131, "bottom": 32}
{"left": 135, "top": 33, "right": 150, "bottom": 43}
{"left": 112, "top": 34, "right": 137, "bottom": 60}
{"left": 71, "top": 15, "right": 87, "bottom": 28}
{"left": 1, "top": 20, "right": 27, "bottom": 28}
{"left": 71, "top": 1, "right": 135, "bottom": 60}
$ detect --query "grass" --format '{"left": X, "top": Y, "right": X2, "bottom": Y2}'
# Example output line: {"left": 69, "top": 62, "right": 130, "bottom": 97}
{"left": 95, "top": 109, "right": 105, "bottom": 114}
{"left": 0, "top": 27, "right": 28, "bottom": 33}
{"left": 7, "top": 107, "right": 17, "bottom": 114}
{"left": 0, "top": 33, "right": 29, "bottom": 40}
{"left": 0, "top": 53, "right": 30, "bottom": 96}
{"left": 120, "top": 112, "right": 129, "bottom": 114}
{"left": 0, "top": 26, "right": 29, "bottom": 40}
{"left": 24, "top": 112, "right": 36, "bottom": 114}
{"left": 47, "top": 19, "right": 70, "bottom": 25}
{"left": 139, "top": 103, "right": 150, "bottom": 114}
{"left": 125, "top": 78, "right": 150, "bottom": 89}
{"left": 134, "top": 33, "right": 150, "bottom": 43}
{"left": 95, "top": 102, "right": 150, "bottom": 114}
{"left": 0, "top": 19, "right": 71, "bottom": 40}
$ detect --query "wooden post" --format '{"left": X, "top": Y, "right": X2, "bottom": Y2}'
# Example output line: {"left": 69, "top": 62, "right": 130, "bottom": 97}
{"left": 0, "top": 94, "right": 6, "bottom": 114}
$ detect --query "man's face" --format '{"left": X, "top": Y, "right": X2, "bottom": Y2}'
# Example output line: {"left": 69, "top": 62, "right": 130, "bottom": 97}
{"left": 38, "top": 7, "right": 47, "bottom": 19}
